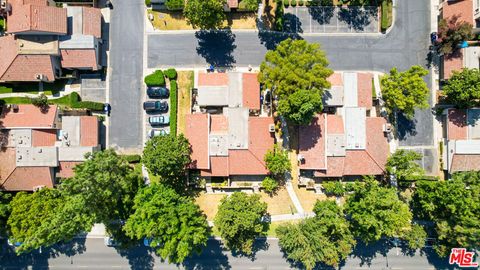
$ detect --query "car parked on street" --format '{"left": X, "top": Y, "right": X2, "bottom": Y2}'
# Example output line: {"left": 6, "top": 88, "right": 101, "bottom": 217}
{"left": 147, "top": 86, "right": 169, "bottom": 99}
{"left": 149, "top": 115, "right": 170, "bottom": 126}
{"left": 104, "top": 236, "right": 120, "bottom": 247}
{"left": 143, "top": 101, "right": 168, "bottom": 112}
{"left": 148, "top": 129, "right": 169, "bottom": 138}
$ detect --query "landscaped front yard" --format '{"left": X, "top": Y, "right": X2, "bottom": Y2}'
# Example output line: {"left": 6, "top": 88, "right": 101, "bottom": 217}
{"left": 148, "top": 10, "right": 257, "bottom": 30}
{"left": 177, "top": 71, "right": 193, "bottom": 135}
{"left": 194, "top": 192, "right": 227, "bottom": 221}
{"left": 0, "top": 81, "right": 66, "bottom": 96}
{"left": 259, "top": 188, "right": 297, "bottom": 215}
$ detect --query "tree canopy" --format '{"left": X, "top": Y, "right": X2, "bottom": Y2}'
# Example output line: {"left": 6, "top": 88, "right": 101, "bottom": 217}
{"left": 438, "top": 15, "right": 473, "bottom": 56}
{"left": 259, "top": 38, "right": 333, "bottom": 125}
{"left": 380, "top": 66, "right": 429, "bottom": 120}
{"left": 184, "top": 0, "right": 226, "bottom": 30}
{"left": 0, "top": 191, "right": 12, "bottom": 237}
{"left": 277, "top": 201, "right": 355, "bottom": 269}
{"left": 60, "top": 149, "right": 143, "bottom": 223}
{"left": 386, "top": 149, "right": 425, "bottom": 182}
{"left": 7, "top": 189, "right": 93, "bottom": 254}
{"left": 264, "top": 144, "right": 291, "bottom": 176}
{"left": 214, "top": 192, "right": 267, "bottom": 254}
{"left": 345, "top": 177, "right": 412, "bottom": 243}
{"left": 442, "top": 68, "right": 480, "bottom": 108}
{"left": 412, "top": 171, "right": 480, "bottom": 257}
{"left": 142, "top": 134, "right": 191, "bottom": 192}
{"left": 241, "top": 0, "right": 259, "bottom": 11}
{"left": 124, "top": 184, "right": 209, "bottom": 263}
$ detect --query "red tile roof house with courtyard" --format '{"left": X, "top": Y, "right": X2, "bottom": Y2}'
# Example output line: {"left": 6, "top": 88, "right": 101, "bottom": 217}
{"left": 185, "top": 72, "right": 274, "bottom": 184}
{"left": 298, "top": 72, "right": 389, "bottom": 181}
{"left": 0, "top": 105, "right": 100, "bottom": 191}
{"left": 0, "top": 0, "right": 102, "bottom": 82}
{"left": 440, "top": 0, "right": 476, "bottom": 79}
{"left": 444, "top": 108, "right": 480, "bottom": 173}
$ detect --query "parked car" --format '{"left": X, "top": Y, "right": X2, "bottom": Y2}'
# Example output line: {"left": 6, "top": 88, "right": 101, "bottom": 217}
{"left": 104, "top": 236, "right": 120, "bottom": 247}
{"left": 143, "top": 101, "right": 168, "bottom": 112}
{"left": 148, "top": 129, "right": 169, "bottom": 138}
{"left": 149, "top": 115, "right": 170, "bottom": 126}
{"left": 147, "top": 86, "right": 169, "bottom": 99}
{"left": 104, "top": 103, "right": 111, "bottom": 116}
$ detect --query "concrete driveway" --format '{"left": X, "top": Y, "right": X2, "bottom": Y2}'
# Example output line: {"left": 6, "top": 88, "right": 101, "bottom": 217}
{"left": 284, "top": 6, "right": 379, "bottom": 34}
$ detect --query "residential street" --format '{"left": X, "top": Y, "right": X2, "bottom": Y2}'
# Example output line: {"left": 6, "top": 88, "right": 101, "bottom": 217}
{"left": 147, "top": 0, "right": 436, "bottom": 166}
{"left": 0, "top": 238, "right": 455, "bottom": 270}
{"left": 107, "top": 0, "right": 145, "bottom": 151}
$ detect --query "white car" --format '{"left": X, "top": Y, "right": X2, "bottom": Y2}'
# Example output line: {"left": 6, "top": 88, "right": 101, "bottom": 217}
{"left": 148, "top": 129, "right": 169, "bottom": 138}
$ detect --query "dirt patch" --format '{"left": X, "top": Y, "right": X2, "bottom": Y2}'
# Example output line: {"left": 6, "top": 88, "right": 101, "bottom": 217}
{"left": 259, "top": 187, "right": 296, "bottom": 215}
{"left": 195, "top": 192, "right": 227, "bottom": 221}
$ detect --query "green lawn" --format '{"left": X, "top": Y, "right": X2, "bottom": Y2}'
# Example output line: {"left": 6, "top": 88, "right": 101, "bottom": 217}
{"left": 0, "top": 92, "right": 104, "bottom": 111}
{"left": 0, "top": 81, "right": 66, "bottom": 96}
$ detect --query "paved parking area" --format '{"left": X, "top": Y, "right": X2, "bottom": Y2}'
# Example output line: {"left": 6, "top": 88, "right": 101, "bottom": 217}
{"left": 143, "top": 88, "right": 171, "bottom": 144}
{"left": 80, "top": 75, "right": 107, "bottom": 103}
{"left": 284, "top": 6, "right": 379, "bottom": 34}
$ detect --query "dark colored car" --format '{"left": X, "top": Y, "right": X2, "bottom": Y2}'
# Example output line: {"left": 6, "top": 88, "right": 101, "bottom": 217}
{"left": 143, "top": 101, "right": 168, "bottom": 112}
{"left": 104, "top": 103, "right": 111, "bottom": 116}
{"left": 147, "top": 86, "right": 169, "bottom": 99}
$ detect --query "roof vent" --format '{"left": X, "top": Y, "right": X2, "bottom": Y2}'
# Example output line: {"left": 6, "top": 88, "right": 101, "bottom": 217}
{"left": 35, "top": 74, "right": 45, "bottom": 81}
{"left": 12, "top": 104, "right": 19, "bottom": 112}
{"left": 268, "top": 124, "right": 275, "bottom": 133}
{"left": 383, "top": 123, "right": 392, "bottom": 134}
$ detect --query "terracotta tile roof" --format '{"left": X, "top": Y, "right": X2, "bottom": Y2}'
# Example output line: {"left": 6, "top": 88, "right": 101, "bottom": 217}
{"left": 57, "top": 161, "right": 81, "bottom": 179}
{"left": 61, "top": 49, "right": 98, "bottom": 70}
{"left": 442, "top": 0, "right": 474, "bottom": 24}
{"left": 80, "top": 116, "right": 98, "bottom": 147}
{"left": 210, "top": 115, "right": 228, "bottom": 134}
{"left": 299, "top": 114, "right": 326, "bottom": 170}
{"left": 2, "top": 54, "right": 56, "bottom": 82}
{"left": 0, "top": 148, "right": 18, "bottom": 184}
{"left": 198, "top": 72, "right": 229, "bottom": 86}
{"left": 200, "top": 156, "right": 229, "bottom": 177}
{"left": 443, "top": 51, "right": 464, "bottom": 79}
{"left": 447, "top": 109, "right": 468, "bottom": 140}
{"left": 343, "top": 150, "right": 384, "bottom": 176}
{"left": 357, "top": 73, "right": 373, "bottom": 108}
{"left": 19, "top": 0, "right": 49, "bottom": 5}
{"left": 32, "top": 129, "right": 57, "bottom": 146}
{"left": 7, "top": 2, "right": 67, "bottom": 34}
{"left": 229, "top": 117, "right": 274, "bottom": 175}
{"left": 0, "top": 36, "right": 19, "bottom": 82}
{"left": 314, "top": 157, "right": 345, "bottom": 177}
{"left": 327, "top": 72, "right": 343, "bottom": 86}
{"left": 363, "top": 117, "right": 389, "bottom": 173}
{"left": 185, "top": 114, "right": 209, "bottom": 169}
{"left": 327, "top": 114, "right": 344, "bottom": 134}
{"left": 0, "top": 105, "right": 57, "bottom": 129}
{"left": 450, "top": 154, "right": 480, "bottom": 172}
{"left": 228, "top": 0, "right": 238, "bottom": 8}
{"left": 242, "top": 73, "right": 260, "bottom": 110}
{"left": 82, "top": 7, "right": 102, "bottom": 38}
{"left": 1, "top": 167, "right": 54, "bottom": 191}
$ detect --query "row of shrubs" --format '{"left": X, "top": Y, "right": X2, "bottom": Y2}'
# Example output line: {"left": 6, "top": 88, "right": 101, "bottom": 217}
{"left": 121, "top": 154, "right": 142, "bottom": 163}
{"left": 144, "top": 68, "right": 177, "bottom": 87}
{"left": 380, "top": 0, "right": 392, "bottom": 32}
{"left": 67, "top": 92, "right": 105, "bottom": 111}
{"left": 169, "top": 79, "right": 178, "bottom": 136}
{"left": 284, "top": 0, "right": 334, "bottom": 7}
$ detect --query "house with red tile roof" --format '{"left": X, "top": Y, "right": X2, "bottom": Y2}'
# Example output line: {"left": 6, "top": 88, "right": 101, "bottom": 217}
{"left": 443, "top": 108, "right": 480, "bottom": 173}
{"left": 185, "top": 72, "right": 274, "bottom": 188}
{"left": 298, "top": 72, "right": 389, "bottom": 184}
{"left": 440, "top": 0, "right": 480, "bottom": 79}
{"left": 0, "top": 0, "right": 103, "bottom": 82}
{"left": 0, "top": 104, "right": 100, "bottom": 191}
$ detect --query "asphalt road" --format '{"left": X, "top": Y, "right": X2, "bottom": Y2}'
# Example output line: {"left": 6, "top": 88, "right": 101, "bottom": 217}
{"left": 108, "top": 0, "right": 144, "bottom": 151}
{"left": 0, "top": 238, "right": 456, "bottom": 270}
{"left": 148, "top": 0, "right": 434, "bottom": 151}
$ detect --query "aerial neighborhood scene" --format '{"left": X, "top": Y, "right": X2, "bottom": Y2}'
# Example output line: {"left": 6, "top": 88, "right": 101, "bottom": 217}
{"left": 0, "top": 0, "right": 479, "bottom": 269}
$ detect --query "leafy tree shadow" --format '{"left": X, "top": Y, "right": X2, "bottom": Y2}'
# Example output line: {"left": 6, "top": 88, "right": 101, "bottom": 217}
{"left": 257, "top": 30, "right": 302, "bottom": 51}
{"left": 283, "top": 13, "right": 303, "bottom": 34}
{"left": 338, "top": 6, "right": 377, "bottom": 31}
{"left": 396, "top": 112, "right": 418, "bottom": 141}
{"left": 195, "top": 30, "right": 237, "bottom": 69}
{"left": 308, "top": 6, "right": 335, "bottom": 25}
{"left": 349, "top": 239, "right": 394, "bottom": 267}
{"left": 116, "top": 245, "right": 155, "bottom": 270}
{"left": 230, "top": 238, "right": 270, "bottom": 261}
{"left": 182, "top": 239, "right": 232, "bottom": 270}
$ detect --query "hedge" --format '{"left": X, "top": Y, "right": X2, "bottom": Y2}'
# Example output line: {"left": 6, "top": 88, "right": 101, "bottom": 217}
{"left": 122, "top": 154, "right": 142, "bottom": 163}
{"left": 275, "top": 0, "right": 285, "bottom": 31}
{"left": 72, "top": 101, "right": 104, "bottom": 111}
{"left": 1, "top": 92, "right": 104, "bottom": 111}
{"left": 144, "top": 70, "right": 166, "bottom": 86}
{"left": 283, "top": 0, "right": 289, "bottom": 7}
{"left": 164, "top": 68, "right": 177, "bottom": 80}
{"left": 145, "top": 0, "right": 151, "bottom": 6}
{"left": 381, "top": 0, "right": 392, "bottom": 32}
{"left": 169, "top": 80, "right": 178, "bottom": 136}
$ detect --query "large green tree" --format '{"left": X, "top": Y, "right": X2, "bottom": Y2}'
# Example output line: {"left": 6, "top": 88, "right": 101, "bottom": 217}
{"left": 443, "top": 68, "right": 480, "bottom": 108}
{"left": 142, "top": 134, "right": 191, "bottom": 192}
{"left": 380, "top": 66, "right": 429, "bottom": 120}
{"left": 264, "top": 144, "right": 291, "bottom": 176}
{"left": 214, "top": 192, "right": 268, "bottom": 254}
{"left": 7, "top": 189, "right": 93, "bottom": 254}
{"left": 124, "top": 184, "right": 209, "bottom": 263}
{"left": 438, "top": 15, "right": 473, "bottom": 56}
{"left": 386, "top": 149, "right": 425, "bottom": 182}
{"left": 259, "top": 38, "right": 333, "bottom": 124}
{"left": 412, "top": 171, "right": 480, "bottom": 257}
{"left": 184, "top": 0, "right": 226, "bottom": 30}
{"left": 60, "top": 149, "right": 143, "bottom": 223}
{"left": 240, "top": 0, "right": 259, "bottom": 11}
{"left": 277, "top": 201, "right": 355, "bottom": 270}
{"left": 0, "top": 191, "right": 12, "bottom": 237}
{"left": 345, "top": 177, "right": 412, "bottom": 243}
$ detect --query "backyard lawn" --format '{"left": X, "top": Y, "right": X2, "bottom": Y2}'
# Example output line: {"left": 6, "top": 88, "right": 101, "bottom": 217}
{"left": 148, "top": 10, "right": 257, "bottom": 30}
{"left": 177, "top": 71, "right": 193, "bottom": 135}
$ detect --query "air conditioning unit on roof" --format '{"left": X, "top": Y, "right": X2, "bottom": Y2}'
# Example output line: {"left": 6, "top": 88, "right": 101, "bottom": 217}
{"left": 268, "top": 123, "right": 275, "bottom": 133}
{"left": 383, "top": 123, "right": 393, "bottom": 133}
